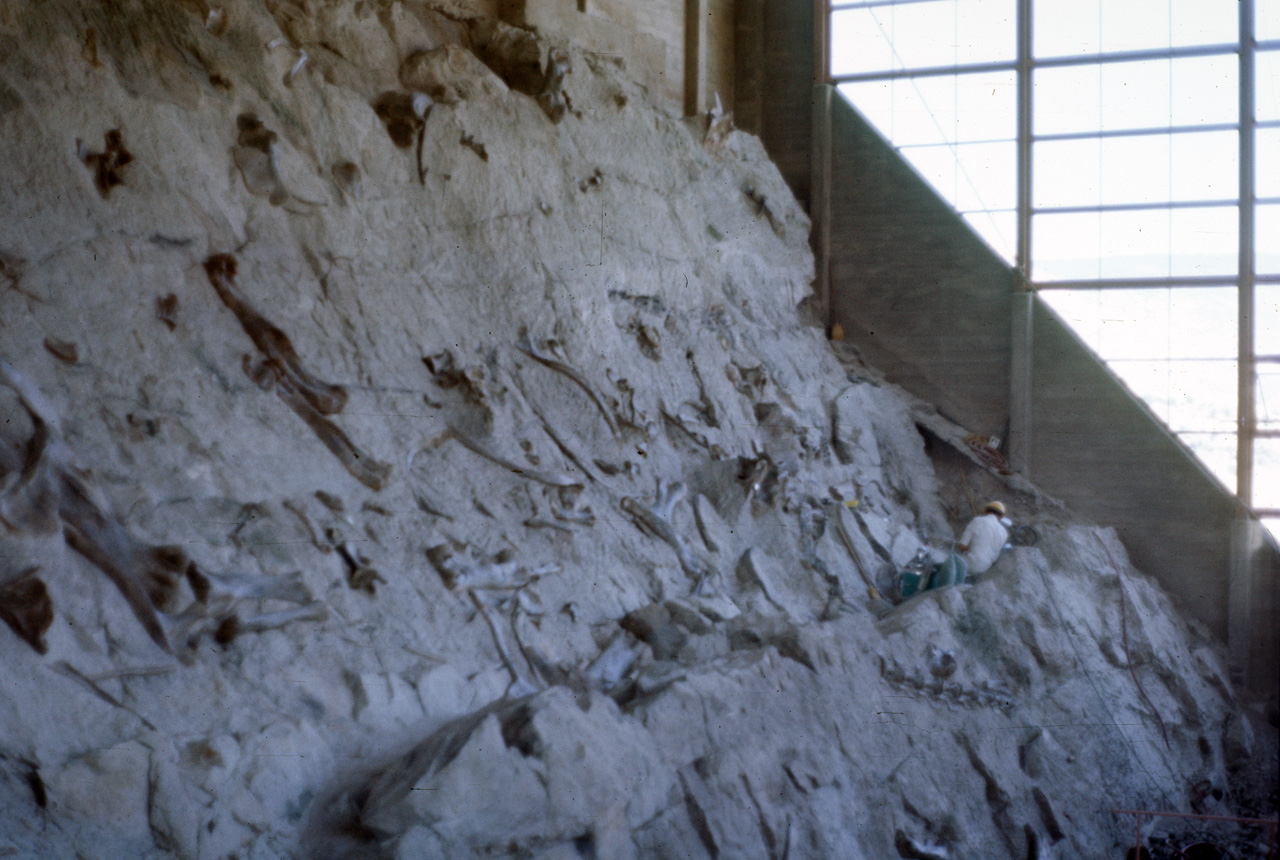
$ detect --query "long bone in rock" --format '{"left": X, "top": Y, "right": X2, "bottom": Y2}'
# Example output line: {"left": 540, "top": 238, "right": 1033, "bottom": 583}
{"left": 516, "top": 329, "right": 618, "bottom": 437}
{"left": 204, "top": 254, "right": 391, "bottom": 491}
{"left": 444, "top": 423, "right": 583, "bottom": 489}
{"left": 469, "top": 588, "right": 543, "bottom": 697}
{"left": 621, "top": 478, "right": 715, "bottom": 594}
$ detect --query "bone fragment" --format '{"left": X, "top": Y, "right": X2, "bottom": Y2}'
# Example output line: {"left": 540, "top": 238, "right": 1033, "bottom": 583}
{"left": 445, "top": 425, "right": 583, "bottom": 489}
{"left": 155, "top": 294, "right": 179, "bottom": 330}
{"left": 0, "top": 567, "right": 54, "bottom": 654}
{"left": 284, "top": 50, "right": 309, "bottom": 87}
{"left": 42, "top": 337, "right": 78, "bottom": 365}
{"left": 52, "top": 661, "right": 157, "bottom": 730}
{"left": 205, "top": 255, "right": 391, "bottom": 490}
{"left": 621, "top": 479, "right": 715, "bottom": 594}
{"left": 197, "top": 569, "right": 312, "bottom": 604}
{"left": 469, "top": 589, "right": 541, "bottom": 697}
{"left": 282, "top": 498, "right": 331, "bottom": 553}
{"left": 584, "top": 633, "right": 638, "bottom": 691}
{"left": 232, "top": 115, "right": 288, "bottom": 205}
{"left": 204, "top": 254, "right": 346, "bottom": 414}
{"left": 235, "top": 602, "right": 328, "bottom": 635}
{"left": 523, "top": 517, "right": 572, "bottom": 533}
{"left": 426, "top": 543, "right": 533, "bottom": 591}
{"left": 537, "top": 48, "right": 571, "bottom": 123}
{"left": 516, "top": 330, "right": 618, "bottom": 436}
{"left": 1, "top": 362, "right": 325, "bottom": 657}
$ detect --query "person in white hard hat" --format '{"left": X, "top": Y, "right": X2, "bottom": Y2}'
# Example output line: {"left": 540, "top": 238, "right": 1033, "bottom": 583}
{"left": 956, "top": 501, "right": 1010, "bottom": 577}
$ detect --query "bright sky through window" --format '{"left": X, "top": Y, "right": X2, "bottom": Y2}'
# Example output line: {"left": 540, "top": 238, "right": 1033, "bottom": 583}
{"left": 829, "top": 0, "right": 1280, "bottom": 533}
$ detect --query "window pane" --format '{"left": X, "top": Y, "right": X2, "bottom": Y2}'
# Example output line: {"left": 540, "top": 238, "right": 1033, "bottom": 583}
{"left": 1259, "top": 285, "right": 1280, "bottom": 357}
{"left": 1101, "top": 0, "right": 1170, "bottom": 54}
{"left": 1170, "top": 55, "right": 1237, "bottom": 126}
{"left": 898, "top": 141, "right": 1016, "bottom": 212}
{"left": 891, "top": 0, "right": 962, "bottom": 69}
{"left": 1101, "top": 60, "right": 1171, "bottom": 131}
{"left": 1096, "top": 289, "right": 1174, "bottom": 360}
{"left": 1110, "top": 360, "right": 1177, "bottom": 420}
{"left": 956, "top": 0, "right": 1016, "bottom": 64}
{"left": 1167, "top": 287, "right": 1237, "bottom": 359}
{"left": 1035, "top": 139, "right": 1100, "bottom": 207}
{"left": 1171, "top": 0, "right": 1238, "bottom": 48}
{"left": 839, "top": 81, "right": 893, "bottom": 136}
{"left": 1256, "top": 439, "right": 1280, "bottom": 510}
{"left": 1167, "top": 361, "right": 1238, "bottom": 432}
{"left": 1259, "top": 51, "right": 1280, "bottom": 124}
{"left": 1039, "top": 290, "right": 1107, "bottom": 352}
{"left": 1259, "top": 128, "right": 1280, "bottom": 200}
{"left": 901, "top": 144, "right": 958, "bottom": 201}
{"left": 1256, "top": 204, "right": 1280, "bottom": 274}
{"left": 1033, "top": 211, "right": 1101, "bottom": 280}
{"left": 1100, "top": 135, "right": 1170, "bottom": 206}
{"left": 1258, "top": 364, "right": 1280, "bottom": 428}
{"left": 1260, "top": 2, "right": 1280, "bottom": 42}
{"left": 1179, "top": 431, "right": 1236, "bottom": 492}
{"left": 1170, "top": 207, "right": 1238, "bottom": 277}
{"left": 831, "top": 9, "right": 896, "bottom": 76}
{"left": 1107, "top": 361, "right": 1236, "bottom": 435}
{"left": 954, "top": 71, "right": 1017, "bottom": 141}
{"left": 953, "top": 141, "right": 1016, "bottom": 209}
{"left": 1034, "top": 65, "right": 1101, "bottom": 135}
{"left": 1034, "top": 0, "right": 1100, "bottom": 58}
{"left": 1171, "top": 131, "right": 1237, "bottom": 201}
{"left": 962, "top": 210, "right": 1016, "bottom": 262}
{"left": 1100, "top": 208, "right": 1171, "bottom": 279}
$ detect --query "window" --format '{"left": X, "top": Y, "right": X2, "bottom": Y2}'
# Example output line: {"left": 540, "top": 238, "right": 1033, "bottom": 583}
{"left": 829, "top": 0, "right": 1277, "bottom": 532}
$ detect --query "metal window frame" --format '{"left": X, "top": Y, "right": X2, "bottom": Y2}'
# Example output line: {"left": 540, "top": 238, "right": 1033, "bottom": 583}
{"left": 823, "top": 0, "right": 1266, "bottom": 508}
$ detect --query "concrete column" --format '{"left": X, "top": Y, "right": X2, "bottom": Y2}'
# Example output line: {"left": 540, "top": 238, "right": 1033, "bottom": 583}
{"left": 811, "top": 84, "right": 832, "bottom": 329}
{"left": 1228, "top": 517, "right": 1259, "bottom": 690}
{"left": 683, "top": 0, "right": 706, "bottom": 115}
{"left": 1008, "top": 290, "right": 1034, "bottom": 474}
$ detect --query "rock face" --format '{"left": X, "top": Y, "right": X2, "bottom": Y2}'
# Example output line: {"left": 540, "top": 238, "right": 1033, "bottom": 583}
{"left": 0, "top": 3, "right": 1271, "bottom": 860}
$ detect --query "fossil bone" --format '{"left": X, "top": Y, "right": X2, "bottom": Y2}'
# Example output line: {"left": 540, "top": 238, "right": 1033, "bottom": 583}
{"left": 78, "top": 129, "right": 133, "bottom": 197}
{"left": 155, "top": 294, "right": 179, "bottom": 330}
{"left": 282, "top": 498, "right": 331, "bottom": 553}
{"left": 537, "top": 48, "right": 571, "bottom": 123}
{"left": 327, "top": 528, "right": 384, "bottom": 594}
{"left": 470, "top": 588, "right": 542, "bottom": 697}
{"left": 516, "top": 329, "right": 618, "bottom": 436}
{"left": 42, "top": 337, "right": 78, "bottom": 365}
{"left": 621, "top": 479, "right": 715, "bottom": 594}
{"left": 0, "top": 566, "right": 54, "bottom": 654}
{"left": 0, "top": 361, "right": 326, "bottom": 656}
{"left": 232, "top": 114, "right": 288, "bottom": 205}
{"left": 204, "top": 255, "right": 390, "bottom": 491}
{"left": 445, "top": 424, "right": 583, "bottom": 489}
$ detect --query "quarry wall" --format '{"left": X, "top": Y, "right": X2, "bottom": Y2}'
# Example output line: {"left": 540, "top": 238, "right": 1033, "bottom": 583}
{"left": 0, "top": 2, "right": 1273, "bottom": 859}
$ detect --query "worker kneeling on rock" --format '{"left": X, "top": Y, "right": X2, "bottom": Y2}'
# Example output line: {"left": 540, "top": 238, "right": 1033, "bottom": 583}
{"left": 954, "top": 501, "right": 1010, "bottom": 581}
{"left": 901, "top": 501, "right": 1009, "bottom": 596}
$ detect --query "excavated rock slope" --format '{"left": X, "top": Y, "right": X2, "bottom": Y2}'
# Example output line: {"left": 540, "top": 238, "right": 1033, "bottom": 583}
{"left": 0, "top": 3, "right": 1270, "bottom": 859}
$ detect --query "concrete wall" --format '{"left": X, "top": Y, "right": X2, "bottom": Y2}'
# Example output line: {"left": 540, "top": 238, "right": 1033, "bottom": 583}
{"left": 827, "top": 95, "right": 1014, "bottom": 436}
{"left": 1029, "top": 299, "right": 1238, "bottom": 633}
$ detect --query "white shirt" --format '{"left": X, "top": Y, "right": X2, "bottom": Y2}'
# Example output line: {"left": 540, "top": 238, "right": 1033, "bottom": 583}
{"left": 959, "top": 513, "right": 1009, "bottom": 574}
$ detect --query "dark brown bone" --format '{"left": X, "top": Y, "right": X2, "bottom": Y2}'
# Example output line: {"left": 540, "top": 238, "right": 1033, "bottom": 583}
{"left": 80, "top": 129, "right": 133, "bottom": 197}
{"left": 204, "top": 254, "right": 347, "bottom": 415}
{"left": 0, "top": 568, "right": 54, "bottom": 654}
